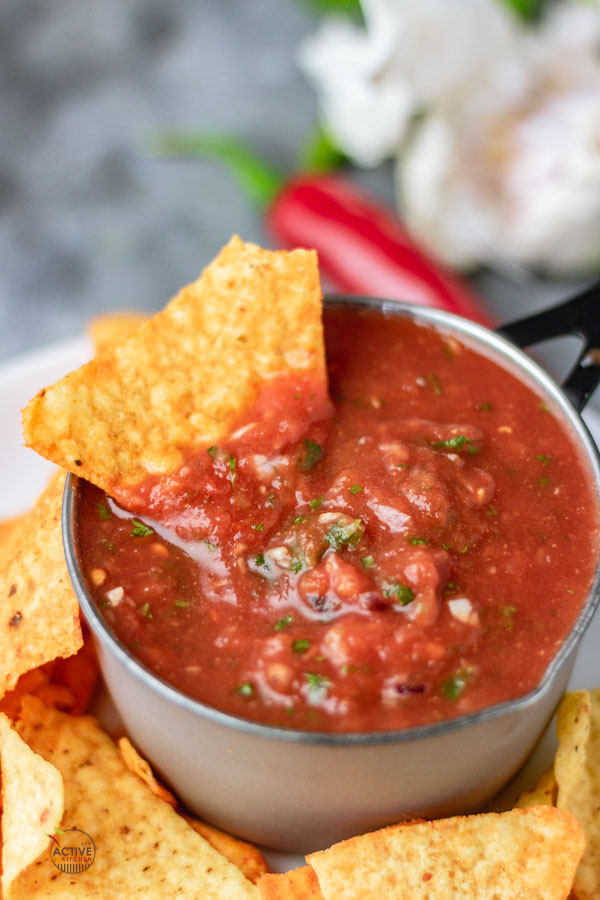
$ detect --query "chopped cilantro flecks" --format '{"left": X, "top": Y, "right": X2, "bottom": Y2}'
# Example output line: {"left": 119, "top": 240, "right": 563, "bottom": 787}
{"left": 383, "top": 581, "right": 415, "bottom": 606}
{"left": 207, "top": 445, "right": 219, "bottom": 458}
{"left": 396, "top": 463, "right": 411, "bottom": 470}
{"left": 502, "top": 605, "right": 516, "bottom": 631}
{"left": 96, "top": 502, "right": 112, "bottom": 520}
{"left": 275, "top": 615, "right": 293, "bottom": 632}
{"left": 537, "top": 454, "right": 552, "bottom": 465}
{"left": 444, "top": 582, "right": 461, "bottom": 594}
{"left": 266, "top": 493, "right": 276, "bottom": 507}
{"left": 174, "top": 600, "right": 190, "bottom": 608}
{"left": 255, "top": 553, "right": 267, "bottom": 567}
{"left": 236, "top": 682, "right": 254, "bottom": 697}
{"left": 309, "top": 495, "right": 323, "bottom": 511}
{"left": 103, "top": 539, "right": 115, "bottom": 551}
{"left": 442, "top": 673, "right": 467, "bottom": 702}
{"left": 477, "top": 402, "right": 492, "bottom": 411}
{"left": 486, "top": 505, "right": 498, "bottom": 517}
{"left": 426, "top": 373, "right": 443, "bottom": 395}
{"left": 361, "top": 555, "right": 375, "bottom": 570}
{"left": 299, "top": 438, "right": 323, "bottom": 471}
{"left": 131, "top": 519, "right": 154, "bottom": 538}
{"left": 292, "top": 639, "right": 310, "bottom": 654}
{"left": 408, "top": 536, "right": 428, "bottom": 546}
{"left": 139, "top": 602, "right": 153, "bottom": 619}
{"left": 459, "top": 544, "right": 471, "bottom": 554}
{"left": 251, "top": 523, "right": 264, "bottom": 532}
{"left": 325, "top": 518, "right": 364, "bottom": 552}
{"left": 228, "top": 454, "right": 237, "bottom": 486}
{"left": 293, "top": 515, "right": 306, "bottom": 524}
{"left": 203, "top": 539, "right": 218, "bottom": 552}
{"left": 305, "top": 672, "right": 330, "bottom": 703}
{"left": 433, "top": 434, "right": 480, "bottom": 455}
{"left": 538, "top": 476, "right": 550, "bottom": 488}
{"left": 290, "top": 555, "right": 304, "bottom": 574}
{"left": 350, "top": 484, "right": 364, "bottom": 495}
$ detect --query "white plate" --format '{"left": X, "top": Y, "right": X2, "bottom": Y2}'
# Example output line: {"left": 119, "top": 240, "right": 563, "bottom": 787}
{"left": 2, "top": 337, "right": 599, "bottom": 869}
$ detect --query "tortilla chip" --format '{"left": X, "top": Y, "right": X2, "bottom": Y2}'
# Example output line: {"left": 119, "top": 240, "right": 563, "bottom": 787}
{"left": 0, "top": 713, "right": 64, "bottom": 897}
{"left": 0, "top": 472, "right": 82, "bottom": 699}
{"left": 184, "top": 816, "right": 269, "bottom": 885}
{"left": 555, "top": 689, "right": 600, "bottom": 900}
{"left": 118, "top": 736, "right": 177, "bottom": 808}
{"left": 516, "top": 765, "right": 558, "bottom": 808}
{"left": 307, "top": 806, "right": 584, "bottom": 900}
{"left": 23, "top": 237, "right": 327, "bottom": 495}
{"left": 258, "top": 866, "right": 324, "bottom": 900}
{"left": 11, "top": 696, "right": 258, "bottom": 898}
{"left": 87, "top": 311, "right": 149, "bottom": 354}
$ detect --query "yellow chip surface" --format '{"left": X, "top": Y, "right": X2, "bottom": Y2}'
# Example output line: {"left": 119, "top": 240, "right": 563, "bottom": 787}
{"left": 11, "top": 696, "right": 258, "bottom": 899}
{"left": 0, "top": 472, "right": 82, "bottom": 699}
{"left": 258, "top": 866, "right": 324, "bottom": 899}
{"left": 556, "top": 688, "right": 600, "bottom": 900}
{"left": 23, "top": 237, "right": 327, "bottom": 495}
{"left": 87, "top": 311, "right": 148, "bottom": 354}
{"left": 307, "top": 806, "right": 584, "bottom": 900}
{"left": 515, "top": 765, "right": 558, "bottom": 809}
{"left": 0, "top": 713, "right": 64, "bottom": 897}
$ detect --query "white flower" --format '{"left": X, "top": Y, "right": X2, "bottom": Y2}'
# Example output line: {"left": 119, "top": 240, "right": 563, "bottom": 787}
{"left": 298, "top": 0, "right": 521, "bottom": 167}
{"left": 300, "top": 0, "right": 600, "bottom": 275}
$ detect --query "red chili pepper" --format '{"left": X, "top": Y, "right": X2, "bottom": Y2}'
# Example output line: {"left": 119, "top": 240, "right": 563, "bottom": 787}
{"left": 269, "top": 174, "right": 492, "bottom": 326}
{"left": 153, "top": 135, "right": 492, "bottom": 326}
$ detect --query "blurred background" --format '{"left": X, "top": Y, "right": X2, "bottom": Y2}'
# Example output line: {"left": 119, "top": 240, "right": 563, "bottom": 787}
{"left": 1, "top": 0, "right": 598, "bottom": 366}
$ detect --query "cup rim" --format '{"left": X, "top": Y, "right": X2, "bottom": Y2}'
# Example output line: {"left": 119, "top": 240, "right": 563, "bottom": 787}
{"left": 63, "top": 296, "right": 600, "bottom": 746}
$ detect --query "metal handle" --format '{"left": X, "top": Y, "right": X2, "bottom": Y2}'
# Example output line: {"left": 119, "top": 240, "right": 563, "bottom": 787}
{"left": 497, "top": 282, "right": 600, "bottom": 412}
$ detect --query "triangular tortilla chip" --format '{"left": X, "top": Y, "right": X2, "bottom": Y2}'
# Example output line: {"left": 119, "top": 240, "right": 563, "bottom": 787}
{"left": 307, "top": 806, "right": 584, "bottom": 900}
{"left": 516, "top": 765, "right": 558, "bottom": 809}
{"left": 0, "top": 713, "right": 64, "bottom": 897}
{"left": 11, "top": 696, "right": 257, "bottom": 898}
{"left": 0, "top": 472, "right": 82, "bottom": 699}
{"left": 23, "top": 237, "right": 327, "bottom": 496}
{"left": 555, "top": 689, "right": 600, "bottom": 900}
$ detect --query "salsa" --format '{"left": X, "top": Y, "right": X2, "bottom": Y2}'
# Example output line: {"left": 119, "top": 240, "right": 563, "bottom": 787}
{"left": 77, "top": 307, "right": 599, "bottom": 732}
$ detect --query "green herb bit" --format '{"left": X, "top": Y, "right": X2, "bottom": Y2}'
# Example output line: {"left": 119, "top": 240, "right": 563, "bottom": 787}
{"left": 407, "top": 536, "right": 428, "bottom": 546}
{"left": 477, "top": 402, "right": 492, "bottom": 411}
{"left": 228, "top": 454, "right": 237, "bottom": 486}
{"left": 139, "top": 602, "right": 153, "bottom": 619}
{"left": 426, "top": 373, "right": 443, "bottom": 395}
{"left": 444, "top": 582, "right": 461, "bottom": 594}
{"left": 309, "top": 495, "right": 323, "bottom": 511}
{"left": 383, "top": 581, "right": 415, "bottom": 606}
{"left": 325, "top": 518, "right": 365, "bottom": 552}
{"left": 501, "top": 605, "right": 516, "bottom": 631}
{"left": 341, "top": 664, "right": 357, "bottom": 674}
{"left": 174, "top": 600, "right": 190, "bottom": 608}
{"left": 102, "top": 539, "right": 115, "bottom": 551}
{"left": 396, "top": 463, "right": 411, "bottom": 470}
{"left": 486, "top": 505, "right": 498, "bottom": 517}
{"left": 236, "top": 682, "right": 254, "bottom": 697}
{"left": 131, "top": 519, "right": 154, "bottom": 538}
{"left": 293, "top": 515, "right": 306, "bottom": 524}
{"left": 305, "top": 672, "right": 330, "bottom": 703}
{"left": 251, "top": 523, "right": 264, "bottom": 532}
{"left": 441, "top": 542, "right": 452, "bottom": 551}
{"left": 96, "top": 502, "right": 112, "bottom": 520}
{"left": 266, "top": 493, "right": 276, "bottom": 507}
{"left": 537, "top": 454, "right": 552, "bottom": 465}
{"left": 275, "top": 615, "right": 293, "bottom": 632}
{"left": 207, "top": 445, "right": 219, "bottom": 458}
{"left": 433, "top": 434, "right": 479, "bottom": 455}
{"left": 349, "top": 484, "right": 364, "bottom": 495}
{"left": 290, "top": 555, "right": 304, "bottom": 574}
{"left": 292, "top": 638, "right": 310, "bottom": 654}
{"left": 361, "top": 555, "right": 375, "bottom": 570}
{"left": 538, "top": 476, "right": 550, "bottom": 488}
{"left": 442, "top": 673, "right": 467, "bottom": 702}
{"left": 459, "top": 544, "right": 471, "bottom": 554}
{"left": 299, "top": 438, "right": 323, "bottom": 471}
{"left": 203, "top": 539, "right": 218, "bottom": 552}
{"left": 255, "top": 553, "right": 267, "bottom": 567}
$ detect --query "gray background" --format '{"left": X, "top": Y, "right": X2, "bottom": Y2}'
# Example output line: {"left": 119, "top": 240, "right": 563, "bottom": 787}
{"left": 0, "top": 0, "right": 590, "bottom": 370}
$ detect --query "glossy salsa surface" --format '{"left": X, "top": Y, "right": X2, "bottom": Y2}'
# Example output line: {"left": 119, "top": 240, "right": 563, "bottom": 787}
{"left": 77, "top": 308, "right": 599, "bottom": 732}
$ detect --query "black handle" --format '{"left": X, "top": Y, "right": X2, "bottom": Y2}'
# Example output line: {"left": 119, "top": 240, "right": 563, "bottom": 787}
{"left": 497, "top": 282, "right": 600, "bottom": 412}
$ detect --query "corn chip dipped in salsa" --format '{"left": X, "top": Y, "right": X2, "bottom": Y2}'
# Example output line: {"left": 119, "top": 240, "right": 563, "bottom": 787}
{"left": 69, "top": 303, "right": 598, "bottom": 732}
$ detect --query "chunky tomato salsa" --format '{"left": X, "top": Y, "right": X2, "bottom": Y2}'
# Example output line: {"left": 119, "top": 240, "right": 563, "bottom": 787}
{"left": 77, "top": 307, "right": 599, "bottom": 732}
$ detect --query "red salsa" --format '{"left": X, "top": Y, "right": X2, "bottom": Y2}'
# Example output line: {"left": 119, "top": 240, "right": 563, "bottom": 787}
{"left": 78, "top": 308, "right": 599, "bottom": 732}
